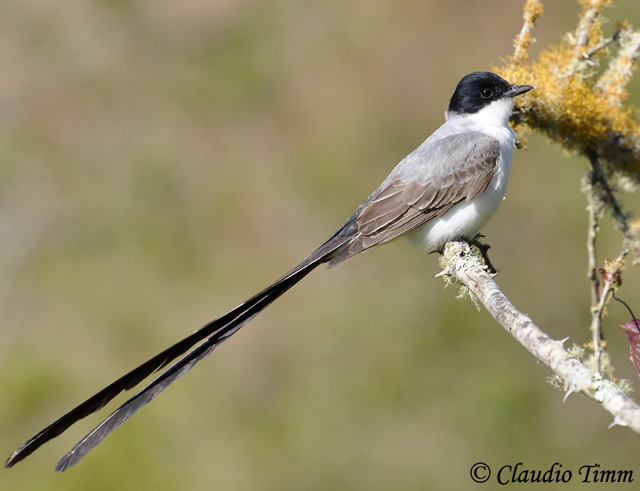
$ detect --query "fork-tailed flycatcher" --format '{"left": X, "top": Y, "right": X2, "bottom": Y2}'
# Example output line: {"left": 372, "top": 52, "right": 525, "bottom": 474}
{"left": 6, "top": 71, "right": 533, "bottom": 471}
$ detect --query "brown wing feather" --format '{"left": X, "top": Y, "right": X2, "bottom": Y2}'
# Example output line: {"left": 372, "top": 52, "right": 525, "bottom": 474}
{"left": 329, "top": 135, "right": 500, "bottom": 265}
{"left": 357, "top": 179, "right": 406, "bottom": 235}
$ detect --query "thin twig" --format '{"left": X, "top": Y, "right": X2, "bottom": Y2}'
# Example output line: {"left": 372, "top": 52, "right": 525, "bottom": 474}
{"left": 586, "top": 180, "right": 603, "bottom": 371}
{"left": 440, "top": 242, "right": 640, "bottom": 433}
{"left": 613, "top": 291, "right": 640, "bottom": 326}
{"left": 589, "top": 249, "right": 628, "bottom": 373}
{"left": 583, "top": 31, "right": 619, "bottom": 60}
{"left": 587, "top": 149, "right": 636, "bottom": 254}
{"left": 586, "top": 189, "right": 600, "bottom": 306}
{"left": 512, "top": 19, "right": 532, "bottom": 65}
{"left": 596, "top": 30, "right": 640, "bottom": 104}
{"left": 573, "top": 0, "right": 608, "bottom": 52}
{"left": 512, "top": 0, "right": 543, "bottom": 66}
{"left": 585, "top": 34, "right": 618, "bottom": 57}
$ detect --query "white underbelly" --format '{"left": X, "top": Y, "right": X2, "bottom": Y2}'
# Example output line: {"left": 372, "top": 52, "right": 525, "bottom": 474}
{"left": 408, "top": 156, "right": 511, "bottom": 251}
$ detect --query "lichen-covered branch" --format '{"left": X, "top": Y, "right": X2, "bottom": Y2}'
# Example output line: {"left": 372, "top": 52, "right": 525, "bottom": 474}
{"left": 511, "top": 0, "right": 544, "bottom": 66}
{"left": 571, "top": 0, "right": 613, "bottom": 53}
{"left": 497, "top": 0, "right": 640, "bottom": 181}
{"left": 481, "top": 0, "right": 640, "bottom": 437}
{"left": 585, "top": 172, "right": 602, "bottom": 310}
{"left": 585, "top": 181, "right": 604, "bottom": 373}
{"left": 596, "top": 28, "right": 640, "bottom": 106}
{"left": 440, "top": 242, "right": 640, "bottom": 433}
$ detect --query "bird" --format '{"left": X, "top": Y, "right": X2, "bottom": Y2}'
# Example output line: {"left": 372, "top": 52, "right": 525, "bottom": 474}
{"left": 5, "top": 71, "right": 533, "bottom": 471}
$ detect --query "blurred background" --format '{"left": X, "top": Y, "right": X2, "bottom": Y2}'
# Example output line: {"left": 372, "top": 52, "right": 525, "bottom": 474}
{"left": 1, "top": 0, "right": 640, "bottom": 489}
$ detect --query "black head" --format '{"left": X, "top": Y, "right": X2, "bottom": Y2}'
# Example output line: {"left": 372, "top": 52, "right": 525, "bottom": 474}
{"left": 448, "top": 72, "right": 533, "bottom": 115}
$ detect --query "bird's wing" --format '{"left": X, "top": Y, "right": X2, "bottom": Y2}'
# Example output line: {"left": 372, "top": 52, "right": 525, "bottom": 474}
{"left": 329, "top": 132, "right": 500, "bottom": 265}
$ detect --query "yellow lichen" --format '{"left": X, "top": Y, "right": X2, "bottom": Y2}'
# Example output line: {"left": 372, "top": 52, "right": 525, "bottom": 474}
{"left": 495, "top": 0, "right": 640, "bottom": 180}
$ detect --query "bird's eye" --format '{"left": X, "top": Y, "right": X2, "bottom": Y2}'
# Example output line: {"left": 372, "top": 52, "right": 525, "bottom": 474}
{"left": 480, "top": 89, "right": 493, "bottom": 99}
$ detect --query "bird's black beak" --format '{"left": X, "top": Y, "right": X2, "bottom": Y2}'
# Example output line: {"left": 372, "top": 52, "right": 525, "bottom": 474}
{"left": 505, "top": 84, "right": 534, "bottom": 98}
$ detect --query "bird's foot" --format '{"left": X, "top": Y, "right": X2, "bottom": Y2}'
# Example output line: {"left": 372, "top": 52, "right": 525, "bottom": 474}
{"left": 470, "top": 235, "right": 498, "bottom": 275}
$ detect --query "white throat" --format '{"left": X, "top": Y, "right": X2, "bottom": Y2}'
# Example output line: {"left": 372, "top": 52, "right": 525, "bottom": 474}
{"left": 447, "top": 97, "right": 514, "bottom": 129}
{"left": 445, "top": 97, "right": 516, "bottom": 147}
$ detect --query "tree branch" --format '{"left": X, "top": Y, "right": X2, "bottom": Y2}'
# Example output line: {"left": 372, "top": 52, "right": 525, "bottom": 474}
{"left": 439, "top": 241, "right": 640, "bottom": 433}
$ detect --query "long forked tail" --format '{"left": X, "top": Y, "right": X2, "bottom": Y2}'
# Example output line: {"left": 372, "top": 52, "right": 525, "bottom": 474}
{"left": 5, "top": 234, "right": 350, "bottom": 471}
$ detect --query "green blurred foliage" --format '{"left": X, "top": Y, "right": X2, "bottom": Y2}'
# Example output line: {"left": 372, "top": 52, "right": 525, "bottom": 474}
{"left": 1, "top": 1, "right": 640, "bottom": 489}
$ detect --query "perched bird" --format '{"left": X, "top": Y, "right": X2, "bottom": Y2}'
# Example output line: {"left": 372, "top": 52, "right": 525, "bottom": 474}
{"left": 6, "top": 71, "right": 533, "bottom": 471}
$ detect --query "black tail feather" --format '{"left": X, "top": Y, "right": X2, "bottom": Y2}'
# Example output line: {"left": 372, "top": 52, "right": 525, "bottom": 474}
{"left": 5, "top": 236, "right": 347, "bottom": 469}
{"left": 55, "top": 260, "right": 312, "bottom": 471}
